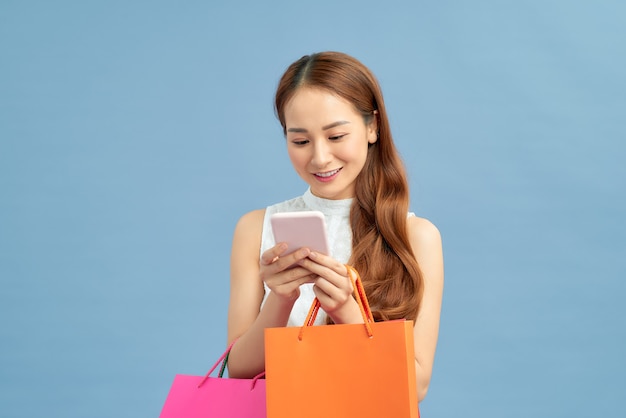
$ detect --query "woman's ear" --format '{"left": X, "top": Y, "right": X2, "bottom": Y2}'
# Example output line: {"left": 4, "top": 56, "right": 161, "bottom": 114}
{"left": 367, "top": 110, "right": 379, "bottom": 144}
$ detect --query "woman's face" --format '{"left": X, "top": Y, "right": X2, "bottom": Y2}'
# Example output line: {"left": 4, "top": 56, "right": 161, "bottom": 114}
{"left": 283, "top": 87, "right": 377, "bottom": 200}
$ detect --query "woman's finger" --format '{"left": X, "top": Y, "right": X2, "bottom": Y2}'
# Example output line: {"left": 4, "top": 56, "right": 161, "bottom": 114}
{"left": 260, "top": 243, "right": 288, "bottom": 265}
{"left": 298, "top": 254, "right": 348, "bottom": 289}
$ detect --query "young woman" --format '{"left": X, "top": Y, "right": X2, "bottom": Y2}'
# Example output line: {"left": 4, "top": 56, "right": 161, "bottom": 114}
{"left": 226, "top": 51, "right": 444, "bottom": 402}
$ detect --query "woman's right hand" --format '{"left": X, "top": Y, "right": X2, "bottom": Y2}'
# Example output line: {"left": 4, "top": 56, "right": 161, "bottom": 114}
{"left": 259, "top": 244, "right": 317, "bottom": 302}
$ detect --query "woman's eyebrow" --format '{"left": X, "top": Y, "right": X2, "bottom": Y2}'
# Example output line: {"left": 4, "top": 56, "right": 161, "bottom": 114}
{"left": 287, "top": 120, "right": 350, "bottom": 133}
{"left": 323, "top": 120, "right": 350, "bottom": 130}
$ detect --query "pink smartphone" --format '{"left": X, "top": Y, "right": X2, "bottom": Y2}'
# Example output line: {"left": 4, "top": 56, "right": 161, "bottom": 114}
{"left": 270, "top": 211, "right": 329, "bottom": 256}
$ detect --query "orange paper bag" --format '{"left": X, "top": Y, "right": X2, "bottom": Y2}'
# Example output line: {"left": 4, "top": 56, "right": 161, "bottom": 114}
{"left": 264, "top": 265, "right": 419, "bottom": 418}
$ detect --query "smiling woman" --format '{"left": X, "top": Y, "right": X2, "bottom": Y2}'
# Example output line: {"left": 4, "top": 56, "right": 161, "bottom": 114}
{"left": 225, "top": 51, "right": 444, "bottom": 404}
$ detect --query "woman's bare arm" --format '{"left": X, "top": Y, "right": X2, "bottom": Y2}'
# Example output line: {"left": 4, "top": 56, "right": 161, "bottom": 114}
{"left": 407, "top": 216, "right": 444, "bottom": 401}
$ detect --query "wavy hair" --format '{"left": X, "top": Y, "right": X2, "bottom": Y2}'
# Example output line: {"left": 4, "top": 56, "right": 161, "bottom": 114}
{"left": 274, "top": 51, "right": 423, "bottom": 321}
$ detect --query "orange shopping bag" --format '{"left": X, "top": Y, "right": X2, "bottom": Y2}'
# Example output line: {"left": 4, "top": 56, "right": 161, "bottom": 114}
{"left": 264, "top": 265, "right": 419, "bottom": 418}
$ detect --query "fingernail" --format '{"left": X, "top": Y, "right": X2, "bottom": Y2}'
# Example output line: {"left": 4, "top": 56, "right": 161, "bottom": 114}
{"left": 308, "top": 251, "right": 317, "bottom": 259}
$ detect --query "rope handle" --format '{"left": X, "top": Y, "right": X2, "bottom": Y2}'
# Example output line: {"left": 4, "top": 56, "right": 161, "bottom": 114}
{"left": 298, "top": 264, "right": 374, "bottom": 340}
{"left": 197, "top": 340, "right": 265, "bottom": 389}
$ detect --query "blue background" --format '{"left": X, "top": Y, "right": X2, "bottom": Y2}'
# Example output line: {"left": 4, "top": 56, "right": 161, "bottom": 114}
{"left": 1, "top": 1, "right": 624, "bottom": 417}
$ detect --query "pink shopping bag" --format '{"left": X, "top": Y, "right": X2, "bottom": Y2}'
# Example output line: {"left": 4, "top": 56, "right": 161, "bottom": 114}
{"left": 159, "top": 342, "right": 266, "bottom": 418}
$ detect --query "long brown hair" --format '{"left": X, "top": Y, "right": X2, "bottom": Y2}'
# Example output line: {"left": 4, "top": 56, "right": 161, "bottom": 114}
{"left": 275, "top": 51, "right": 423, "bottom": 321}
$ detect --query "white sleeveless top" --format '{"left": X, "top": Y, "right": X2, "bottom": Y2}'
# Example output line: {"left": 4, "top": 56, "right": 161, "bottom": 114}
{"left": 260, "top": 188, "right": 353, "bottom": 326}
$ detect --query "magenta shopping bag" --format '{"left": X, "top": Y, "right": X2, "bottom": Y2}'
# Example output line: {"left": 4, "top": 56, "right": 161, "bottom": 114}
{"left": 159, "top": 342, "right": 266, "bottom": 418}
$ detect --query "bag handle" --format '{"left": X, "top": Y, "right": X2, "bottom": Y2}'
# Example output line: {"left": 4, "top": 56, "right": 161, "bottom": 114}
{"left": 298, "top": 264, "right": 374, "bottom": 340}
{"left": 197, "top": 340, "right": 265, "bottom": 389}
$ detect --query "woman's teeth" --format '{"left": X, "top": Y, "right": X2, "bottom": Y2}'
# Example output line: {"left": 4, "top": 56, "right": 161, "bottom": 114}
{"left": 316, "top": 168, "right": 340, "bottom": 177}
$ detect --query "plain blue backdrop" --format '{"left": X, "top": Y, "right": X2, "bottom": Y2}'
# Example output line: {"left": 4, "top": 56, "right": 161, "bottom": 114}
{"left": 1, "top": 1, "right": 624, "bottom": 417}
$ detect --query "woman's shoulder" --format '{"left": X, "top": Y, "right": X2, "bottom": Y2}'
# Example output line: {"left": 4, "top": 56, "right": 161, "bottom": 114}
{"left": 237, "top": 208, "right": 266, "bottom": 222}
{"left": 233, "top": 194, "right": 305, "bottom": 258}
{"left": 406, "top": 216, "right": 444, "bottom": 291}
{"left": 234, "top": 208, "right": 266, "bottom": 234}
{"left": 406, "top": 216, "right": 442, "bottom": 251}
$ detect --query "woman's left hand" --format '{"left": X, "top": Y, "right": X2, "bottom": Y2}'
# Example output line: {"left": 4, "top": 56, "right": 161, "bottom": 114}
{"left": 297, "top": 252, "right": 364, "bottom": 324}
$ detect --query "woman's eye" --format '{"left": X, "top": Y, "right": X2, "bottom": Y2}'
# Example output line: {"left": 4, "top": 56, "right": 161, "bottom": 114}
{"left": 329, "top": 134, "right": 346, "bottom": 141}
{"left": 292, "top": 139, "right": 309, "bottom": 146}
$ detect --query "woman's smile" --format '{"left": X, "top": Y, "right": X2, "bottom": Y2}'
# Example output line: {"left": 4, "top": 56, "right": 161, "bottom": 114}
{"left": 313, "top": 168, "right": 342, "bottom": 182}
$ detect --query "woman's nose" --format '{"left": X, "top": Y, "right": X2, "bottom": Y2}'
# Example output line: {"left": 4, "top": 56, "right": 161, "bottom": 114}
{"left": 311, "top": 141, "right": 332, "bottom": 168}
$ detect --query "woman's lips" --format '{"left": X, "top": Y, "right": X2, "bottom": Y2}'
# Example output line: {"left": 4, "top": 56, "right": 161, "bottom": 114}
{"left": 313, "top": 168, "right": 341, "bottom": 182}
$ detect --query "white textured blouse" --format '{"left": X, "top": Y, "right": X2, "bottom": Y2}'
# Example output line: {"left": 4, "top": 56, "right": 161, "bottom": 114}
{"left": 260, "top": 188, "right": 353, "bottom": 326}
